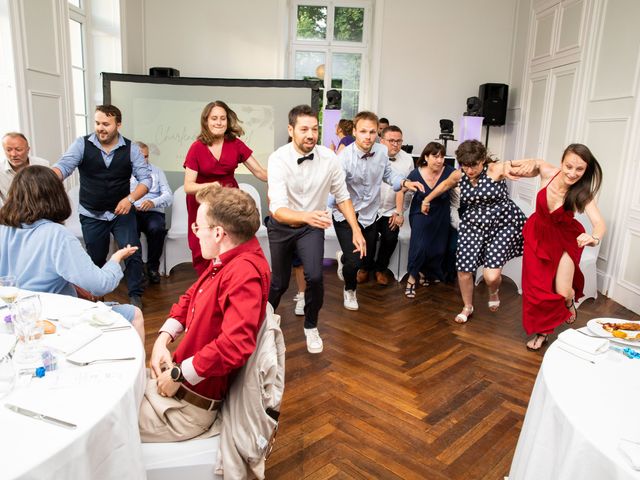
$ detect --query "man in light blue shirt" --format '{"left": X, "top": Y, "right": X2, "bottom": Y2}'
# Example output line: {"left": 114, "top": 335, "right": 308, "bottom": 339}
{"left": 53, "top": 105, "right": 152, "bottom": 308}
{"left": 332, "top": 111, "right": 423, "bottom": 310}
{"left": 130, "top": 141, "right": 173, "bottom": 284}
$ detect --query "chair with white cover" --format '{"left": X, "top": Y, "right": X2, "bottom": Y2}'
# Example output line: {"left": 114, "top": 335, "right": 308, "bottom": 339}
{"left": 65, "top": 185, "right": 84, "bottom": 242}
{"left": 238, "top": 182, "right": 270, "bottom": 265}
{"left": 163, "top": 186, "right": 192, "bottom": 275}
{"left": 142, "top": 437, "right": 222, "bottom": 480}
{"left": 575, "top": 212, "right": 600, "bottom": 307}
{"left": 390, "top": 220, "right": 411, "bottom": 282}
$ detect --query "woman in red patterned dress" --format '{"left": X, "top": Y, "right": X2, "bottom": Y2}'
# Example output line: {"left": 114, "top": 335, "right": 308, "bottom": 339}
{"left": 517, "top": 144, "right": 605, "bottom": 350}
{"left": 184, "top": 101, "right": 267, "bottom": 274}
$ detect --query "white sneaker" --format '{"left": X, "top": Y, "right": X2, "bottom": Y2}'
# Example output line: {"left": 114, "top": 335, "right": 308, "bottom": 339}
{"left": 294, "top": 292, "right": 305, "bottom": 316}
{"left": 336, "top": 250, "right": 344, "bottom": 281}
{"left": 304, "top": 328, "right": 323, "bottom": 353}
{"left": 343, "top": 289, "right": 359, "bottom": 311}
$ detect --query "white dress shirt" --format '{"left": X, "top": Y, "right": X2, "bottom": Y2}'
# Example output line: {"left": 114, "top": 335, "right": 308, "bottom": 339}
{"left": 378, "top": 149, "right": 414, "bottom": 217}
{"left": 0, "top": 156, "right": 50, "bottom": 203}
{"left": 268, "top": 143, "right": 350, "bottom": 215}
{"left": 331, "top": 142, "right": 404, "bottom": 228}
{"left": 130, "top": 163, "right": 173, "bottom": 213}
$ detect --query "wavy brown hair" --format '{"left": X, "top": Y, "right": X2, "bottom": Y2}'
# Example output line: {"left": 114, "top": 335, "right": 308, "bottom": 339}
{"left": 417, "top": 142, "right": 446, "bottom": 167}
{"left": 337, "top": 119, "right": 354, "bottom": 136}
{"left": 562, "top": 143, "right": 602, "bottom": 213}
{"left": 198, "top": 101, "right": 244, "bottom": 145}
{"left": 196, "top": 184, "right": 260, "bottom": 243}
{"left": 455, "top": 139, "right": 497, "bottom": 166}
{"left": 0, "top": 166, "right": 71, "bottom": 227}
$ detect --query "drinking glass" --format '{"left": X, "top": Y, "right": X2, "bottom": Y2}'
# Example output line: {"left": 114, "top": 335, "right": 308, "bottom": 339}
{"left": 0, "top": 275, "right": 18, "bottom": 305}
{"left": 13, "top": 294, "right": 43, "bottom": 366}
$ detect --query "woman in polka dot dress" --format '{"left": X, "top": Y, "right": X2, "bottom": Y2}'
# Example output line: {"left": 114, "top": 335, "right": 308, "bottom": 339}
{"left": 421, "top": 140, "right": 527, "bottom": 323}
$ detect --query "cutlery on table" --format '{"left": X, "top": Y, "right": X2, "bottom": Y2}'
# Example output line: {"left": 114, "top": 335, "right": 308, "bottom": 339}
{"left": 66, "top": 357, "right": 136, "bottom": 366}
{"left": 5, "top": 404, "right": 77, "bottom": 429}
{"left": 100, "top": 325, "right": 131, "bottom": 332}
{"left": 575, "top": 329, "right": 640, "bottom": 341}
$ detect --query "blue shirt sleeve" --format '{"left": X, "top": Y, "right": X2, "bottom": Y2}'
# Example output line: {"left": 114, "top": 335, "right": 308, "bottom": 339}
{"left": 53, "top": 137, "right": 85, "bottom": 179}
{"left": 152, "top": 168, "right": 173, "bottom": 208}
{"left": 130, "top": 143, "right": 152, "bottom": 189}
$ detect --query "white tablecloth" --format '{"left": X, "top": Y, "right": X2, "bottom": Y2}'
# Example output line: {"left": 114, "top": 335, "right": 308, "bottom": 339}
{"left": 509, "top": 339, "right": 640, "bottom": 479}
{"left": 0, "top": 293, "right": 146, "bottom": 479}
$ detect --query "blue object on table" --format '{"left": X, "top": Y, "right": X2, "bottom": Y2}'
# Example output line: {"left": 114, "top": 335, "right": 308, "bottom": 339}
{"left": 610, "top": 346, "right": 640, "bottom": 359}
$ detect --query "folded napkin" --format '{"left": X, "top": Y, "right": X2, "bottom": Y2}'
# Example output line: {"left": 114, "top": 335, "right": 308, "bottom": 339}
{"left": 42, "top": 324, "right": 102, "bottom": 355}
{"left": 556, "top": 329, "right": 609, "bottom": 363}
{"left": 619, "top": 439, "right": 640, "bottom": 470}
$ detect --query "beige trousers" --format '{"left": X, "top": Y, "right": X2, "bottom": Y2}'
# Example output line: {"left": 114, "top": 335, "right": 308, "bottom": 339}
{"left": 139, "top": 378, "right": 221, "bottom": 443}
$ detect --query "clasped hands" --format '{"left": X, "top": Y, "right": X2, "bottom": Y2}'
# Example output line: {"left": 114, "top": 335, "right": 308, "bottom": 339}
{"left": 150, "top": 335, "right": 180, "bottom": 397}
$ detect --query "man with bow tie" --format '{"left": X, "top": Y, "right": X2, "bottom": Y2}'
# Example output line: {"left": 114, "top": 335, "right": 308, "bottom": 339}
{"left": 332, "top": 112, "right": 424, "bottom": 311}
{"left": 267, "top": 104, "right": 364, "bottom": 354}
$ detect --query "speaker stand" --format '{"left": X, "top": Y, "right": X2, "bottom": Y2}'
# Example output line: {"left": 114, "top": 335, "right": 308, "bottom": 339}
{"left": 485, "top": 125, "right": 490, "bottom": 148}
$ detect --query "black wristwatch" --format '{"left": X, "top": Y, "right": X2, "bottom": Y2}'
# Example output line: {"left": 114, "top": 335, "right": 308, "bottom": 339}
{"left": 170, "top": 364, "right": 185, "bottom": 383}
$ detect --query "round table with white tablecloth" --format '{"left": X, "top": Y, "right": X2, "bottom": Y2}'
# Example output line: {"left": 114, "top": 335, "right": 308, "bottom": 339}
{"left": 509, "top": 338, "right": 640, "bottom": 480}
{"left": 0, "top": 292, "right": 146, "bottom": 479}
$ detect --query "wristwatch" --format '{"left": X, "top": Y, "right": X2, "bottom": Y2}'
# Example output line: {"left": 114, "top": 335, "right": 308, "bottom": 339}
{"left": 401, "top": 179, "right": 408, "bottom": 188}
{"left": 170, "top": 364, "right": 185, "bottom": 383}
{"left": 127, "top": 196, "right": 136, "bottom": 205}
{"left": 395, "top": 211, "right": 403, "bottom": 217}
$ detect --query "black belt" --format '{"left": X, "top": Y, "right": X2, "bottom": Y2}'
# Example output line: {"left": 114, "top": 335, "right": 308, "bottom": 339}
{"left": 175, "top": 385, "right": 222, "bottom": 411}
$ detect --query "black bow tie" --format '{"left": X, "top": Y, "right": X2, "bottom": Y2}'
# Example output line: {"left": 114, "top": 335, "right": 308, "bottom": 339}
{"left": 297, "top": 153, "right": 314, "bottom": 165}
{"left": 389, "top": 157, "right": 396, "bottom": 162}
{"left": 361, "top": 152, "right": 374, "bottom": 160}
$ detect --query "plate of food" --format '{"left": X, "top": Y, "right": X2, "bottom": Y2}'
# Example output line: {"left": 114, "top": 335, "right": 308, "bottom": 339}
{"left": 587, "top": 318, "right": 640, "bottom": 347}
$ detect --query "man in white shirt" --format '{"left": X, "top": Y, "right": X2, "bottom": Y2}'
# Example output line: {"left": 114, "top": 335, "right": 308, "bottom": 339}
{"left": 364, "top": 125, "right": 415, "bottom": 285}
{"left": 0, "top": 132, "right": 49, "bottom": 203}
{"left": 130, "top": 141, "right": 173, "bottom": 284}
{"left": 267, "top": 105, "right": 365, "bottom": 354}
{"left": 332, "top": 112, "right": 423, "bottom": 310}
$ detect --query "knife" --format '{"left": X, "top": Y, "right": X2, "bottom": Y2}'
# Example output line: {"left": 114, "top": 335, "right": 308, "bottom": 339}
{"left": 5, "top": 404, "right": 77, "bottom": 429}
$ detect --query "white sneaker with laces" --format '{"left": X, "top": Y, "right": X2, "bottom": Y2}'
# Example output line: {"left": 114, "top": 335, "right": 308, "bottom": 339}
{"left": 343, "top": 289, "right": 359, "bottom": 311}
{"left": 304, "top": 328, "right": 323, "bottom": 353}
{"left": 294, "top": 292, "right": 305, "bottom": 316}
{"left": 336, "top": 250, "right": 344, "bottom": 281}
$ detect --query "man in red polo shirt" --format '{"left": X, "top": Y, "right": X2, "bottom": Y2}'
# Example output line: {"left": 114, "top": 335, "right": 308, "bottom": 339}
{"left": 139, "top": 184, "right": 270, "bottom": 442}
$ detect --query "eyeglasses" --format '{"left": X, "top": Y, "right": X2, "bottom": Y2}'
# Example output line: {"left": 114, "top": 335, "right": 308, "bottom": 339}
{"left": 384, "top": 139, "right": 403, "bottom": 145}
{"left": 191, "top": 222, "right": 217, "bottom": 234}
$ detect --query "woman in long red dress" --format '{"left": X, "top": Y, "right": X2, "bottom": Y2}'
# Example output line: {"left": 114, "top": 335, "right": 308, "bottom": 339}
{"left": 517, "top": 144, "right": 605, "bottom": 350}
{"left": 184, "top": 101, "right": 267, "bottom": 274}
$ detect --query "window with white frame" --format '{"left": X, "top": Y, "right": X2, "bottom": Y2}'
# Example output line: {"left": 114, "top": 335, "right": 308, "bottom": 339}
{"left": 68, "top": 2, "right": 88, "bottom": 136}
{"left": 289, "top": 1, "right": 371, "bottom": 120}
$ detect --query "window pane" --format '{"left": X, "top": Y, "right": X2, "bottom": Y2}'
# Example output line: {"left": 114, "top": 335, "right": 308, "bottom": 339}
{"left": 71, "top": 67, "right": 86, "bottom": 115}
{"left": 296, "top": 5, "right": 327, "bottom": 40}
{"left": 68, "top": 0, "right": 81, "bottom": 8}
{"left": 331, "top": 52, "right": 361, "bottom": 90}
{"left": 339, "top": 90, "right": 359, "bottom": 120}
{"left": 333, "top": 7, "right": 364, "bottom": 42}
{"left": 75, "top": 115, "right": 87, "bottom": 136}
{"left": 294, "top": 51, "right": 326, "bottom": 80}
{"left": 68, "top": 19, "right": 84, "bottom": 68}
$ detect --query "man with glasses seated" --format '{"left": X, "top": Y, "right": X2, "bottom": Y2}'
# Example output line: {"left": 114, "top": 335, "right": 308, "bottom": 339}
{"left": 366, "top": 125, "right": 414, "bottom": 285}
{"left": 138, "top": 184, "right": 270, "bottom": 442}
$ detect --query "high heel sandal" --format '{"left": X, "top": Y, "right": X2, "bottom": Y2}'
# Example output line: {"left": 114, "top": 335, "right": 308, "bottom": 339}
{"left": 565, "top": 298, "right": 577, "bottom": 324}
{"left": 404, "top": 281, "right": 416, "bottom": 299}
{"left": 526, "top": 333, "right": 548, "bottom": 351}
{"left": 488, "top": 289, "right": 500, "bottom": 312}
{"left": 418, "top": 273, "right": 429, "bottom": 286}
{"left": 454, "top": 305, "right": 474, "bottom": 324}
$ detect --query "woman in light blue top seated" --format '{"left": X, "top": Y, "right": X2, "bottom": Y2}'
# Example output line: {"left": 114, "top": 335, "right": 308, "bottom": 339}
{"left": 0, "top": 166, "right": 144, "bottom": 341}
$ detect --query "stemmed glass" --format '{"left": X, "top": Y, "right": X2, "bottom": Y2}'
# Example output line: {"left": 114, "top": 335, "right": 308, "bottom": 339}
{"left": 0, "top": 276, "right": 18, "bottom": 333}
{"left": 13, "top": 294, "right": 43, "bottom": 366}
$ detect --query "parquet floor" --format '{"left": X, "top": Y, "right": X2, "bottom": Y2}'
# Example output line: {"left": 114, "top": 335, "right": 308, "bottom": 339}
{"left": 107, "top": 262, "right": 639, "bottom": 479}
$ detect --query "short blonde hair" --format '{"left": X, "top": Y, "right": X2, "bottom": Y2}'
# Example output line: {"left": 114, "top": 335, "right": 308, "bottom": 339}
{"left": 196, "top": 185, "right": 260, "bottom": 243}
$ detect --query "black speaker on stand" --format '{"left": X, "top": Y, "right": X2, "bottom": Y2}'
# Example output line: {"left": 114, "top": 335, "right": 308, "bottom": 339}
{"left": 478, "top": 83, "right": 508, "bottom": 147}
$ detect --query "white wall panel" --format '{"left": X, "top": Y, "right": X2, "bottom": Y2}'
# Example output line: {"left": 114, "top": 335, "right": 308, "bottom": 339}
{"left": 20, "top": 0, "right": 60, "bottom": 76}
{"left": 621, "top": 230, "right": 640, "bottom": 287}
{"left": 523, "top": 74, "right": 549, "bottom": 157}
{"left": 557, "top": 0, "right": 583, "bottom": 53}
{"left": 28, "top": 91, "right": 66, "bottom": 163}
{"left": 545, "top": 65, "right": 576, "bottom": 161}
{"left": 532, "top": 7, "right": 555, "bottom": 61}
{"left": 591, "top": 0, "right": 640, "bottom": 101}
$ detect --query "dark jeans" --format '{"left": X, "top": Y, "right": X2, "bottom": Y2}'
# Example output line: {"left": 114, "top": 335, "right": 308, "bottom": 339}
{"left": 333, "top": 217, "right": 378, "bottom": 291}
{"left": 362, "top": 215, "right": 400, "bottom": 274}
{"left": 135, "top": 211, "right": 167, "bottom": 272}
{"left": 80, "top": 211, "right": 144, "bottom": 297}
{"left": 267, "top": 217, "right": 325, "bottom": 329}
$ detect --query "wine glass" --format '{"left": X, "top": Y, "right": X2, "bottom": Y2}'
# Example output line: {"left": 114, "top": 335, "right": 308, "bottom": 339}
{"left": 0, "top": 276, "right": 18, "bottom": 334}
{"left": 13, "top": 294, "right": 43, "bottom": 366}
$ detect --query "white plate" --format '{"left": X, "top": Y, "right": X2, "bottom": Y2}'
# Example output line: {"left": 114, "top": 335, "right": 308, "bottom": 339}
{"left": 587, "top": 318, "right": 640, "bottom": 347}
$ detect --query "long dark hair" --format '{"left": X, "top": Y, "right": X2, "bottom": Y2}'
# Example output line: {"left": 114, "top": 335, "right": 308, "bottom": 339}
{"left": 417, "top": 142, "right": 446, "bottom": 167}
{"left": 0, "top": 166, "right": 71, "bottom": 227}
{"left": 562, "top": 143, "right": 602, "bottom": 213}
{"left": 455, "top": 139, "right": 497, "bottom": 166}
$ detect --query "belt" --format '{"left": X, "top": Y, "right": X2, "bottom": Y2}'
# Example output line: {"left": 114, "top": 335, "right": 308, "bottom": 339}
{"left": 175, "top": 385, "right": 222, "bottom": 411}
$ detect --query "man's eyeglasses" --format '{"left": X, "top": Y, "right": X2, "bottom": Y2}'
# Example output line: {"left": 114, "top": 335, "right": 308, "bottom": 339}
{"left": 384, "top": 139, "right": 403, "bottom": 145}
{"left": 191, "top": 222, "right": 217, "bottom": 234}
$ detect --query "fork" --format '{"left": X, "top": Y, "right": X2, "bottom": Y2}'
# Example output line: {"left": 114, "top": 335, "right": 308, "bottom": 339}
{"left": 575, "top": 329, "right": 640, "bottom": 341}
{"left": 66, "top": 357, "right": 136, "bottom": 366}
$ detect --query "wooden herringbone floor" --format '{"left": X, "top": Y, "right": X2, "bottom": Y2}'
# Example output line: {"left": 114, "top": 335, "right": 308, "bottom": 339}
{"left": 108, "top": 262, "right": 639, "bottom": 479}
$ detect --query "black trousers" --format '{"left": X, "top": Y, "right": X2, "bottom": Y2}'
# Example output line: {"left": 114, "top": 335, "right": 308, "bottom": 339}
{"left": 135, "top": 211, "right": 167, "bottom": 272}
{"left": 267, "top": 217, "right": 325, "bottom": 329}
{"left": 333, "top": 217, "right": 378, "bottom": 291}
{"left": 362, "top": 215, "right": 400, "bottom": 274}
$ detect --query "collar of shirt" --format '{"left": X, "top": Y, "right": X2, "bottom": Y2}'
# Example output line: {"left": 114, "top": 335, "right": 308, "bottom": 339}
{"left": 2, "top": 158, "right": 18, "bottom": 174}
{"left": 88, "top": 132, "right": 126, "bottom": 154}
{"left": 354, "top": 144, "right": 375, "bottom": 160}
{"left": 208, "top": 237, "right": 263, "bottom": 272}
{"left": 289, "top": 143, "right": 317, "bottom": 163}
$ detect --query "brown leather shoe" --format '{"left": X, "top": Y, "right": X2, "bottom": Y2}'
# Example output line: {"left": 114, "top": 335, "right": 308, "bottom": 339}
{"left": 375, "top": 271, "right": 390, "bottom": 286}
{"left": 356, "top": 269, "right": 370, "bottom": 284}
